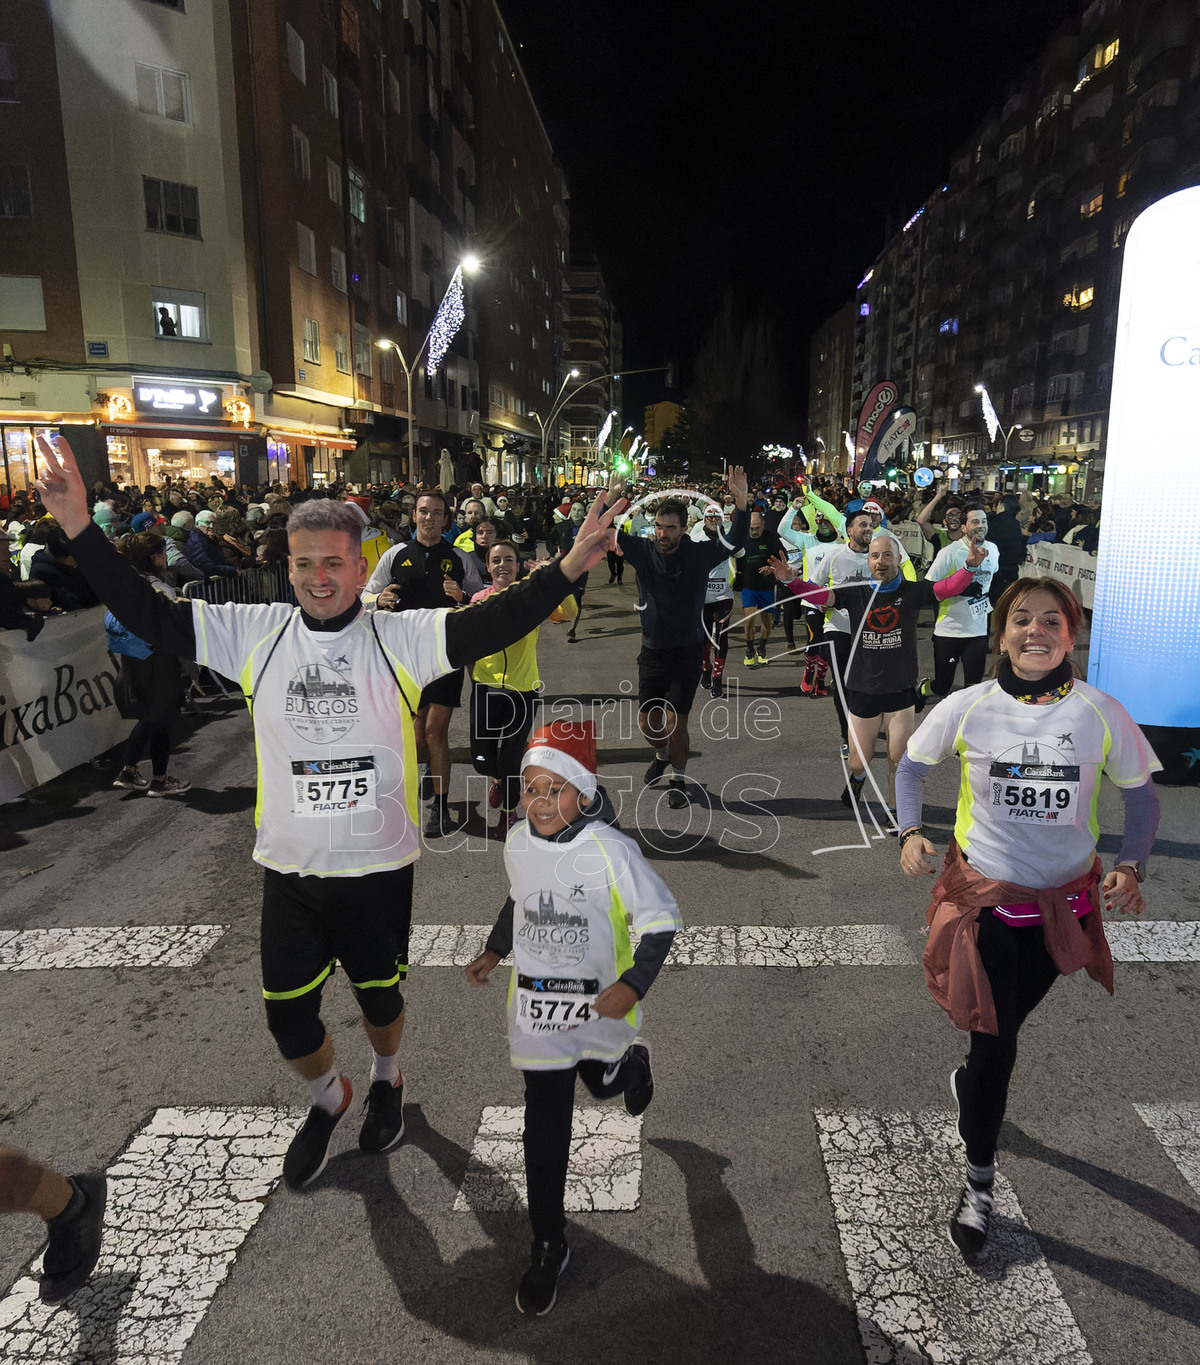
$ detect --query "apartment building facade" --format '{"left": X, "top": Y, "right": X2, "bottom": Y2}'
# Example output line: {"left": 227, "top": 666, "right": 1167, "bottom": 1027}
{"left": 561, "top": 253, "right": 623, "bottom": 486}
{"left": 814, "top": 0, "right": 1200, "bottom": 498}
{"left": 0, "top": 0, "right": 572, "bottom": 498}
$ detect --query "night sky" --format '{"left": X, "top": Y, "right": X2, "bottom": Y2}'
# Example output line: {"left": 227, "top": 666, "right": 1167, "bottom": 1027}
{"left": 497, "top": 0, "right": 1083, "bottom": 427}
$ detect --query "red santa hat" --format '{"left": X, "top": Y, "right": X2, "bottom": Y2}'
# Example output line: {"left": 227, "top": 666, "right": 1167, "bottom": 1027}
{"left": 862, "top": 498, "right": 885, "bottom": 517}
{"left": 521, "top": 721, "right": 598, "bottom": 800}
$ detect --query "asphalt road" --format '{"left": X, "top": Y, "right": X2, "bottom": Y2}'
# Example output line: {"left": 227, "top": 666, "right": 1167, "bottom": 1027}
{"left": 2, "top": 577, "right": 1198, "bottom": 1365}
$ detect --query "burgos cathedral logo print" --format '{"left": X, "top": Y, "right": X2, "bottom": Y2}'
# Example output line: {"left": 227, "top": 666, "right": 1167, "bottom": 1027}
{"left": 284, "top": 663, "right": 359, "bottom": 744}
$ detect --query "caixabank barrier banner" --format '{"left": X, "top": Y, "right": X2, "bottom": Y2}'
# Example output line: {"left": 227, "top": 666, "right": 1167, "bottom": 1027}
{"left": 0, "top": 607, "right": 133, "bottom": 803}
{"left": 1088, "top": 186, "right": 1200, "bottom": 784}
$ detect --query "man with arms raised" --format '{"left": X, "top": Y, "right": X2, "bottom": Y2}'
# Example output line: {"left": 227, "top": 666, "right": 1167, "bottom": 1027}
{"left": 612, "top": 468, "right": 749, "bottom": 807}
{"left": 34, "top": 434, "right": 624, "bottom": 1193}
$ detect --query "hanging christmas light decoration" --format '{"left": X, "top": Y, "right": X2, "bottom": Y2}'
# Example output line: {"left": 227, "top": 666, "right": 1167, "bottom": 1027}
{"left": 595, "top": 409, "right": 615, "bottom": 450}
{"left": 977, "top": 384, "right": 1000, "bottom": 443}
{"left": 426, "top": 267, "right": 466, "bottom": 378}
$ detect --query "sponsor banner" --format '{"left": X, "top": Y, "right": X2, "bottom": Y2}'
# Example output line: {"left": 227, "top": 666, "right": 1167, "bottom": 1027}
{"left": 853, "top": 381, "right": 901, "bottom": 477}
{"left": 867, "top": 406, "right": 916, "bottom": 477}
{"left": 0, "top": 607, "right": 133, "bottom": 803}
{"left": 889, "top": 520, "right": 927, "bottom": 562}
{"left": 1020, "top": 541, "right": 1096, "bottom": 609}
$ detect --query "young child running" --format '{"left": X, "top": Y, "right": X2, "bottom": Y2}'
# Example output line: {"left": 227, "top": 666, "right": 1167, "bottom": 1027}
{"left": 465, "top": 720, "right": 681, "bottom": 1316}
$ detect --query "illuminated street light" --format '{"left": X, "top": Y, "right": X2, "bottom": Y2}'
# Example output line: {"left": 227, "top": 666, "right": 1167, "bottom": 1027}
{"left": 376, "top": 255, "right": 481, "bottom": 482}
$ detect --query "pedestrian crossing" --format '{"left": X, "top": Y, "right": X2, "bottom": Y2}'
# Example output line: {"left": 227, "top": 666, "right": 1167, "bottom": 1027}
{"left": 0, "top": 926, "right": 228, "bottom": 971}
{"left": 0, "top": 1108, "right": 300, "bottom": 1365}
{"left": 2, "top": 920, "right": 1194, "bottom": 972}
{"left": 2, "top": 1098, "right": 1196, "bottom": 1363}
{"left": 407, "top": 921, "right": 1200, "bottom": 969}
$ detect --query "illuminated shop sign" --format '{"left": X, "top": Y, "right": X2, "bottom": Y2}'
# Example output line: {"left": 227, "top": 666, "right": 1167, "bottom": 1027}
{"left": 132, "top": 381, "right": 224, "bottom": 417}
{"left": 1089, "top": 186, "right": 1200, "bottom": 734}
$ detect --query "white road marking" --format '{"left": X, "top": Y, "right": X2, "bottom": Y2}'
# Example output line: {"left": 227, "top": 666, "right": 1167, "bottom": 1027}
{"left": 1134, "top": 1102, "right": 1200, "bottom": 1196}
{"left": 454, "top": 1105, "right": 643, "bottom": 1213}
{"left": 410, "top": 923, "right": 917, "bottom": 968}
{"left": 815, "top": 1108, "right": 1093, "bottom": 1365}
{"left": 0, "top": 1107, "right": 300, "bottom": 1364}
{"left": 0, "top": 926, "right": 228, "bottom": 971}
{"left": 1106, "top": 920, "right": 1200, "bottom": 962}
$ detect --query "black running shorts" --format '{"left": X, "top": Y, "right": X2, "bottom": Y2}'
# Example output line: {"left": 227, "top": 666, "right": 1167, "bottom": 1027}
{"left": 637, "top": 645, "right": 703, "bottom": 716}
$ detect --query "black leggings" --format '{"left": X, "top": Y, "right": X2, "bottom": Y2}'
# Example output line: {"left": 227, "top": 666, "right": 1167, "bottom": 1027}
{"left": 606, "top": 549, "right": 624, "bottom": 582}
{"left": 702, "top": 600, "right": 732, "bottom": 663}
{"left": 523, "top": 1060, "right": 627, "bottom": 1242}
{"left": 931, "top": 633, "right": 989, "bottom": 696}
{"left": 958, "top": 908, "right": 1061, "bottom": 1167}
{"left": 827, "top": 631, "right": 852, "bottom": 742}
{"left": 122, "top": 720, "right": 171, "bottom": 776}
{"left": 470, "top": 683, "right": 536, "bottom": 812}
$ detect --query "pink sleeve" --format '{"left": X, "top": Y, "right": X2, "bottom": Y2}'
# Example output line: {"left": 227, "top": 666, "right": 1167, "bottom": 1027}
{"left": 784, "top": 577, "right": 833, "bottom": 607}
{"left": 933, "top": 567, "right": 974, "bottom": 600}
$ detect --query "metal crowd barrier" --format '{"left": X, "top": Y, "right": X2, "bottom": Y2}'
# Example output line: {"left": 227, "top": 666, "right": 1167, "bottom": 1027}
{"left": 181, "top": 563, "right": 295, "bottom": 606}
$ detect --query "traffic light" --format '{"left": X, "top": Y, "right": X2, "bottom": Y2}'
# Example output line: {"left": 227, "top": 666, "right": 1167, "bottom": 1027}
{"left": 885, "top": 466, "right": 898, "bottom": 479}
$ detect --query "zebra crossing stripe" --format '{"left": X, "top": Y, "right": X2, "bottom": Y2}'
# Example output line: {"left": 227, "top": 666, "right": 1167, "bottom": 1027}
{"left": 454, "top": 1106, "right": 643, "bottom": 1213}
{"left": 1134, "top": 1102, "right": 1200, "bottom": 1196}
{"left": 0, "top": 926, "right": 228, "bottom": 971}
{"left": 815, "top": 1108, "right": 1093, "bottom": 1365}
{"left": 1105, "top": 921, "right": 1200, "bottom": 963}
{"left": 0, "top": 1107, "right": 299, "bottom": 1363}
{"left": 409, "top": 924, "right": 917, "bottom": 968}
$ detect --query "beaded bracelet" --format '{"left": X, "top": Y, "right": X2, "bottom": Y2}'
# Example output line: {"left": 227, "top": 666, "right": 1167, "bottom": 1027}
{"left": 898, "top": 826, "right": 924, "bottom": 849}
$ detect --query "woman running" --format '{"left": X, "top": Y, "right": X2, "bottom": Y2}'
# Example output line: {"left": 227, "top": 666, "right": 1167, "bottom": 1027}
{"left": 468, "top": 541, "right": 578, "bottom": 837}
{"left": 767, "top": 528, "right": 985, "bottom": 811}
{"left": 896, "top": 577, "right": 1160, "bottom": 1259}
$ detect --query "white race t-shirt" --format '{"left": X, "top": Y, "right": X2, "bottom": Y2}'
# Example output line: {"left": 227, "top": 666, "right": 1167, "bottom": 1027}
{"left": 907, "top": 678, "right": 1161, "bottom": 888}
{"left": 191, "top": 601, "right": 450, "bottom": 876}
{"left": 502, "top": 817, "right": 682, "bottom": 1070}
{"left": 926, "top": 539, "right": 998, "bottom": 639}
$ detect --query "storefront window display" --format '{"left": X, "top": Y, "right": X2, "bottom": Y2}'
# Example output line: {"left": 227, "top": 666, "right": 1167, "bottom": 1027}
{"left": 2, "top": 427, "right": 38, "bottom": 498}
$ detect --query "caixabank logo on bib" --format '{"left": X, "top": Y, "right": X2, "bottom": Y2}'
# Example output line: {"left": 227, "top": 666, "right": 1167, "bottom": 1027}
{"left": 988, "top": 737, "right": 1080, "bottom": 822}
{"left": 517, "top": 890, "right": 589, "bottom": 967}
{"left": 284, "top": 663, "right": 359, "bottom": 743}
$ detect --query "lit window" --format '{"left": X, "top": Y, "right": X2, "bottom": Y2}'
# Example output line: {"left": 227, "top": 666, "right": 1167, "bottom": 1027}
{"left": 354, "top": 325, "right": 371, "bottom": 375}
{"left": 286, "top": 24, "right": 305, "bottom": 84}
{"left": 395, "top": 291, "right": 408, "bottom": 325}
{"left": 143, "top": 177, "right": 200, "bottom": 237}
{"left": 1080, "top": 190, "right": 1103, "bottom": 218}
{"left": 1117, "top": 172, "right": 1129, "bottom": 198}
{"left": 1027, "top": 196, "right": 1036, "bottom": 220}
{"left": 135, "top": 63, "right": 190, "bottom": 122}
{"left": 334, "top": 331, "right": 350, "bottom": 373}
{"left": 388, "top": 70, "right": 401, "bottom": 114}
{"left": 1102, "top": 38, "right": 1119, "bottom": 67}
{"left": 331, "top": 246, "right": 347, "bottom": 293}
{"left": 1078, "top": 286, "right": 1094, "bottom": 308}
{"left": 303, "top": 316, "right": 320, "bottom": 364}
{"left": 348, "top": 164, "right": 366, "bottom": 222}
{"left": 152, "top": 287, "right": 207, "bottom": 342}
{"left": 296, "top": 222, "right": 316, "bottom": 274}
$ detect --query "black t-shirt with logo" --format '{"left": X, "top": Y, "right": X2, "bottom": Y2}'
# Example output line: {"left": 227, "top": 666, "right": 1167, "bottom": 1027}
{"left": 830, "top": 579, "right": 940, "bottom": 693}
{"left": 734, "top": 529, "right": 784, "bottom": 589}
{"left": 388, "top": 538, "right": 465, "bottom": 610}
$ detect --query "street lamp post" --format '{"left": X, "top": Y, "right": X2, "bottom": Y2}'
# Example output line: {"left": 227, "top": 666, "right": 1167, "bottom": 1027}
{"left": 975, "top": 383, "right": 1023, "bottom": 481}
{"left": 530, "top": 367, "right": 581, "bottom": 476}
{"left": 378, "top": 254, "right": 479, "bottom": 484}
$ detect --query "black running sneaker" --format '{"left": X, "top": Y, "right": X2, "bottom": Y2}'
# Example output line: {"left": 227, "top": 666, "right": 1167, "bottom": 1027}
{"left": 667, "top": 778, "right": 688, "bottom": 809}
{"left": 643, "top": 754, "right": 668, "bottom": 785}
{"left": 700, "top": 667, "right": 712, "bottom": 691}
{"left": 914, "top": 678, "right": 932, "bottom": 715}
{"left": 840, "top": 776, "right": 865, "bottom": 809}
{"left": 283, "top": 1077, "right": 353, "bottom": 1190}
{"left": 949, "top": 1182, "right": 994, "bottom": 1259}
{"left": 424, "top": 801, "right": 455, "bottom": 839}
{"left": 39, "top": 1172, "right": 107, "bottom": 1305}
{"left": 516, "top": 1238, "right": 570, "bottom": 1316}
{"left": 359, "top": 1077, "right": 406, "bottom": 1154}
{"left": 710, "top": 678, "right": 724, "bottom": 700}
{"left": 621, "top": 1041, "right": 654, "bottom": 1117}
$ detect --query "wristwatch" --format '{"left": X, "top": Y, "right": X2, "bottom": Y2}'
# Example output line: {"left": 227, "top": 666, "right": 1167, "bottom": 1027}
{"left": 1115, "top": 860, "right": 1145, "bottom": 883}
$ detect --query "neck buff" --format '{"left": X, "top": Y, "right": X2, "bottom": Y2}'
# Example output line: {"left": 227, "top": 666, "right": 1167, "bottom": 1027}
{"left": 997, "top": 654, "right": 1075, "bottom": 704}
